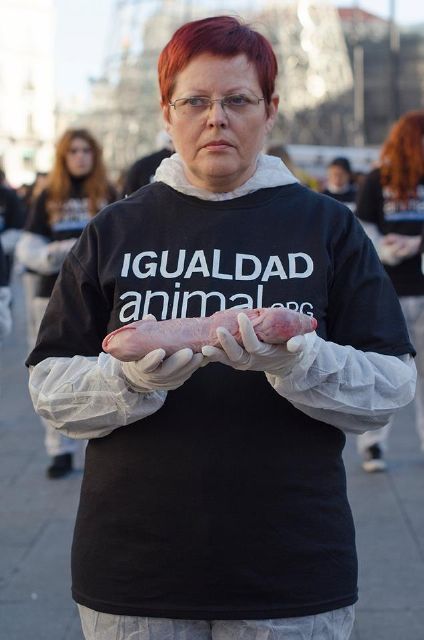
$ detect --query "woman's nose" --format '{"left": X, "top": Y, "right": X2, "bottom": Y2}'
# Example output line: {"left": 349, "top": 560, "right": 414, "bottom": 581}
{"left": 206, "top": 100, "right": 228, "bottom": 126}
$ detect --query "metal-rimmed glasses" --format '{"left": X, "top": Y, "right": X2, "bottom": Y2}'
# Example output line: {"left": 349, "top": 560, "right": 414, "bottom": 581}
{"left": 168, "top": 93, "right": 265, "bottom": 117}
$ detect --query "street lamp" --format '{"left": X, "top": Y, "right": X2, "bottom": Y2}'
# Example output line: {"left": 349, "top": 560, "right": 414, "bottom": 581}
{"left": 352, "top": 0, "right": 365, "bottom": 146}
{"left": 388, "top": 0, "right": 400, "bottom": 122}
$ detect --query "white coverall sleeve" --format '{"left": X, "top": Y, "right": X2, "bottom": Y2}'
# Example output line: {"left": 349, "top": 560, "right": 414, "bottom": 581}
{"left": 16, "top": 231, "right": 77, "bottom": 275}
{"left": 28, "top": 352, "right": 167, "bottom": 439}
{"left": 0, "top": 286, "right": 12, "bottom": 340}
{"left": 266, "top": 332, "right": 416, "bottom": 434}
{"left": 359, "top": 221, "right": 398, "bottom": 265}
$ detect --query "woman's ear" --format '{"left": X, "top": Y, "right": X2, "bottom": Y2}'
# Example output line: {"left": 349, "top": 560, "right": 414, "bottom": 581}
{"left": 265, "top": 94, "right": 279, "bottom": 135}
{"left": 161, "top": 102, "right": 172, "bottom": 132}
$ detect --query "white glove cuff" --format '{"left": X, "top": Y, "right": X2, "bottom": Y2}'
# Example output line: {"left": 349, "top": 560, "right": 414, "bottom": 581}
{"left": 265, "top": 331, "right": 319, "bottom": 383}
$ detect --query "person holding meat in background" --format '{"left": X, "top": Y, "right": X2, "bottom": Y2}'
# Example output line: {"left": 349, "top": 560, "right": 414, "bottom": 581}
{"left": 16, "top": 128, "right": 117, "bottom": 478}
{"left": 355, "top": 111, "right": 424, "bottom": 471}
{"left": 26, "top": 17, "right": 415, "bottom": 640}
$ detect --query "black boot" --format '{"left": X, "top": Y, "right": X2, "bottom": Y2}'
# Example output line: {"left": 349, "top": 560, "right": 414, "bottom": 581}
{"left": 46, "top": 453, "right": 73, "bottom": 479}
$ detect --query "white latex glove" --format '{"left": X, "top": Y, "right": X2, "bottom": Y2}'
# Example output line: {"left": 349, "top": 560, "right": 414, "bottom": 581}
{"left": 202, "top": 312, "right": 306, "bottom": 376}
{"left": 379, "top": 234, "right": 421, "bottom": 265}
{"left": 378, "top": 242, "right": 402, "bottom": 266}
{"left": 390, "top": 234, "right": 422, "bottom": 258}
{"left": 122, "top": 347, "right": 205, "bottom": 393}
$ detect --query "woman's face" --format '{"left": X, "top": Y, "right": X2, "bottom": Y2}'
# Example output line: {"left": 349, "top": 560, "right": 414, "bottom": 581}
{"left": 65, "top": 137, "right": 94, "bottom": 178}
{"left": 327, "top": 165, "right": 350, "bottom": 190}
{"left": 163, "top": 53, "right": 279, "bottom": 192}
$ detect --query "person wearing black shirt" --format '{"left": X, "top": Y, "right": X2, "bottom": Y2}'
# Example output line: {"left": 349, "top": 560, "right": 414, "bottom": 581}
{"left": 321, "top": 157, "right": 357, "bottom": 213}
{"left": 16, "top": 128, "right": 116, "bottom": 479}
{"left": 26, "top": 17, "right": 415, "bottom": 640}
{"left": 0, "top": 181, "right": 26, "bottom": 284}
{"left": 122, "top": 131, "right": 174, "bottom": 196}
{"left": 356, "top": 111, "right": 424, "bottom": 471}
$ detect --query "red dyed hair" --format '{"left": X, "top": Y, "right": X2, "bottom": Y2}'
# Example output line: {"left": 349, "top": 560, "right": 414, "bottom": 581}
{"left": 380, "top": 110, "right": 424, "bottom": 202}
{"left": 158, "top": 16, "right": 278, "bottom": 115}
{"left": 46, "top": 128, "right": 110, "bottom": 221}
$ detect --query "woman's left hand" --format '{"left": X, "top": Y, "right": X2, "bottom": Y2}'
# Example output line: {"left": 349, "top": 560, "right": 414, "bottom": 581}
{"left": 202, "top": 312, "right": 306, "bottom": 376}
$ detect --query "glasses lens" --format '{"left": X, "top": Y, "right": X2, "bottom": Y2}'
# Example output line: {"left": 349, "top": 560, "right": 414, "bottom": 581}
{"left": 223, "top": 94, "right": 254, "bottom": 107}
{"left": 175, "top": 97, "right": 210, "bottom": 116}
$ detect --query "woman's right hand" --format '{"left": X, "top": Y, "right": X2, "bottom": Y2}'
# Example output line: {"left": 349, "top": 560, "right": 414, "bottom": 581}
{"left": 121, "top": 348, "right": 205, "bottom": 393}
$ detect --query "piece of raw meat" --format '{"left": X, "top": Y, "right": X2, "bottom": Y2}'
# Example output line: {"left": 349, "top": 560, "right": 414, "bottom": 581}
{"left": 103, "top": 307, "right": 317, "bottom": 362}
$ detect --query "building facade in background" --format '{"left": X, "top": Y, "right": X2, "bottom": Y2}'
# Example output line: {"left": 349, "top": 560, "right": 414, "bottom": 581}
{"left": 339, "top": 8, "right": 424, "bottom": 145}
{"left": 0, "top": 0, "right": 55, "bottom": 187}
{"left": 62, "top": 0, "right": 355, "bottom": 179}
{"left": 54, "top": 1, "right": 424, "bottom": 182}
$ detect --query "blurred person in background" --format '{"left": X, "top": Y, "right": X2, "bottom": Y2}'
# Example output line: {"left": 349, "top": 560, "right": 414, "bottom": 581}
{"left": 16, "top": 128, "right": 117, "bottom": 479}
{"left": 321, "top": 156, "right": 357, "bottom": 213}
{"left": 356, "top": 110, "right": 424, "bottom": 471}
{"left": 15, "top": 172, "right": 51, "bottom": 328}
{"left": 0, "top": 242, "right": 12, "bottom": 342}
{"left": 267, "top": 142, "right": 320, "bottom": 190}
{"left": 18, "top": 171, "right": 50, "bottom": 216}
{"left": 122, "top": 129, "right": 174, "bottom": 196}
{"left": 0, "top": 169, "right": 26, "bottom": 284}
{"left": 24, "top": 16, "right": 417, "bottom": 640}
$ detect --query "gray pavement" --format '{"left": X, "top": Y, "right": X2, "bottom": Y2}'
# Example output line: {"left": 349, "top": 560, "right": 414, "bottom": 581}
{"left": 1, "top": 274, "right": 424, "bottom": 640}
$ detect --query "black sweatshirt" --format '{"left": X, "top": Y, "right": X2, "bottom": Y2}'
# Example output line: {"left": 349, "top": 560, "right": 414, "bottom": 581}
{"left": 27, "top": 182, "right": 412, "bottom": 619}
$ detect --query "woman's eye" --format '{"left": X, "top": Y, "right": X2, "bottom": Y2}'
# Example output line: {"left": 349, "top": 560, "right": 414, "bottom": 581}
{"left": 187, "top": 97, "right": 208, "bottom": 107}
{"left": 226, "top": 95, "right": 249, "bottom": 106}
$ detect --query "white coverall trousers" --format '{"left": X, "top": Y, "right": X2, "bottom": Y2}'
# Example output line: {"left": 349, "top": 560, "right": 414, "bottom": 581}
{"left": 23, "top": 274, "right": 81, "bottom": 457}
{"left": 78, "top": 604, "right": 355, "bottom": 640}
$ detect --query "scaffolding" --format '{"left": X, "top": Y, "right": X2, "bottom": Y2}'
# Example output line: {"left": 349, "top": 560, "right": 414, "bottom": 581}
{"left": 81, "top": 0, "right": 354, "bottom": 177}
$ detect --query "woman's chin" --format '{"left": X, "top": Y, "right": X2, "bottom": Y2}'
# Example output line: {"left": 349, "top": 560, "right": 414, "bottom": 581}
{"left": 188, "top": 161, "right": 252, "bottom": 192}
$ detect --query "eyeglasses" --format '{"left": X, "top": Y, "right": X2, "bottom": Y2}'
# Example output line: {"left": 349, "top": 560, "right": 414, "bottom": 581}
{"left": 169, "top": 93, "right": 265, "bottom": 117}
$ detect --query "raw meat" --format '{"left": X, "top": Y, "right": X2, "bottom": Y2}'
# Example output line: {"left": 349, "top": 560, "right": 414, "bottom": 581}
{"left": 103, "top": 307, "right": 317, "bottom": 362}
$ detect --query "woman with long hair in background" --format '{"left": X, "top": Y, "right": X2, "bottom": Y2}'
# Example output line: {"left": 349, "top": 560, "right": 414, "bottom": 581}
{"left": 356, "top": 110, "right": 424, "bottom": 471}
{"left": 16, "top": 128, "right": 117, "bottom": 478}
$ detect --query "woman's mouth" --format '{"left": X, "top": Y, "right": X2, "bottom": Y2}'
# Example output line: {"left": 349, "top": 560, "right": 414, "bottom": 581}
{"left": 203, "top": 141, "right": 233, "bottom": 151}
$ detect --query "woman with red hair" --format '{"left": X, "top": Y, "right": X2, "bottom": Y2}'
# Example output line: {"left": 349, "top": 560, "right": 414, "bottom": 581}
{"left": 26, "top": 17, "right": 415, "bottom": 639}
{"left": 356, "top": 110, "right": 424, "bottom": 471}
{"left": 17, "top": 128, "right": 116, "bottom": 478}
